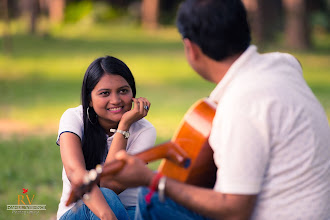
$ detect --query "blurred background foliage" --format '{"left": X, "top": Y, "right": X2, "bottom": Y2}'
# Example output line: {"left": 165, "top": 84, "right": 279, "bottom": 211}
{"left": 0, "top": 0, "right": 329, "bottom": 219}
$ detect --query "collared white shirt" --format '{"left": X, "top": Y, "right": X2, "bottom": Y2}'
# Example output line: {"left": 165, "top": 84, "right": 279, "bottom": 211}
{"left": 209, "top": 45, "right": 330, "bottom": 220}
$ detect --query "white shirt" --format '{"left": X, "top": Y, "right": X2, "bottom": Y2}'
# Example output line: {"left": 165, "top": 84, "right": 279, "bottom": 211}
{"left": 209, "top": 45, "right": 330, "bottom": 219}
{"left": 56, "top": 105, "right": 157, "bottom": 219}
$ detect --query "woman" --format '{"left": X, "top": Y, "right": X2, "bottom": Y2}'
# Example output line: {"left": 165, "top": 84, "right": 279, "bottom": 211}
{"left": 56, "top": 56, "right": 156, "bottom": 220}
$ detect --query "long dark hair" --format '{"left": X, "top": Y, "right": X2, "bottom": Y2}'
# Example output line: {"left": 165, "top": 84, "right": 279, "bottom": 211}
{"left": 81, "top": 56, "right": 136, "bottom": 170}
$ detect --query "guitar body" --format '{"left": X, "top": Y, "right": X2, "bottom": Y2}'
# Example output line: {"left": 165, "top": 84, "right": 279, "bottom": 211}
{"left": 158, "top": 98, "right": 217, "bottom": 188}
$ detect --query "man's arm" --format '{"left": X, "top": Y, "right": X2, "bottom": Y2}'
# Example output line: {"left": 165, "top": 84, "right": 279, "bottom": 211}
{"left": 112, "top": 150, "right": 257, "bottom": 220}
{"left": 164, "top": 178, "right": 256, "bottom": 220}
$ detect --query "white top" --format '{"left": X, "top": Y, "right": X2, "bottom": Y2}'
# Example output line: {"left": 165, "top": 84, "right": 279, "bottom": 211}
{"left": 208, "top": 45, "right": 330, "bottom": 220}
{"left": 56, "top": 105, "right": 157, "bottom": 219}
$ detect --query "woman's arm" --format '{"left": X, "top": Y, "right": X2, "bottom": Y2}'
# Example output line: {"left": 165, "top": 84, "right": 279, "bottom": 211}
{"left": 59, "top": 132, "right": 117, "bottom": 220}
{"left": 101, "top": 97, "right": 150, "bottom": 192}
{"left": 105, "top": 97, "right": 150, "bottom": 162}
{"left": 101, "top": 124, "right": 129, "bottom": 194}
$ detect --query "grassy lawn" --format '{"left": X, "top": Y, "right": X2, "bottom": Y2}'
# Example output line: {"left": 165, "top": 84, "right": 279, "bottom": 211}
{"left": 0, "top": 21, "right": 329, "bottom": 219}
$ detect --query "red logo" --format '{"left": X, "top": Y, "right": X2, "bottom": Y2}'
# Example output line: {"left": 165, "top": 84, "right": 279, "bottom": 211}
{"left": 22, "top": 188, "right": 28, "bottom": 194}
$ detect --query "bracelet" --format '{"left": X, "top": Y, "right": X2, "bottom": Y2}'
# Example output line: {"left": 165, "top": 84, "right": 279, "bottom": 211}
{"left": 145, "top": 172, "right": 163, "bottom": 204}
{"left": 110, "top": 128, "right": 130, "bottom": 139}
{"left": 158, "top": 176, "right": 167, "bottom": 202}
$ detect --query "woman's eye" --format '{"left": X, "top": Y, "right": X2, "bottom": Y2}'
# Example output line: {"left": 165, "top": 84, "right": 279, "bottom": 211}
{"left": 100, "top": 91, "right": 109, "bottom": 96}
{"left": 120, "top": 89, "right": 128, "bottom": 94}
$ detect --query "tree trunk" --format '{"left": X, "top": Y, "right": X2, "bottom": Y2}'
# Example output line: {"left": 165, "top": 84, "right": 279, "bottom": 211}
{"left": 242, "top": 0, "right": 265, "bottom": 44}
{"left": 29, "top": 0, "right": 39, "bottom": 34}
{"left": 282, "top": 0, "right": 311, "bottom": 49}
{"left": 48, "top": 0, "right": 65, "bottom": 24}
{"left": 1, "top": 0, "right": 12, "bottom": 54}
{"left": 262, "top": 0, "right": 282, "bottom": 42}
{"left": 141, "top": 0, "right": 159, "bottom": 30}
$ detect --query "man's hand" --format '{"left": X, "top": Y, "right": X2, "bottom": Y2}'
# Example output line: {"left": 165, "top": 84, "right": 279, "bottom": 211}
{"left": 106, "top": 150, "right": 155, "bottom": 188}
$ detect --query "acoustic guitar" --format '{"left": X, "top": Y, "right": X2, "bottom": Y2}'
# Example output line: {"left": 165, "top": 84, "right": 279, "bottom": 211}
{"left": 66, "top": 98, "right": 217, "bottom": 206}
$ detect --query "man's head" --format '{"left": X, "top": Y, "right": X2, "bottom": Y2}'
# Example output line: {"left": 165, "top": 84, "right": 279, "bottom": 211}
{"left": 176, "top": 0, "right": 251, "bottom": 61}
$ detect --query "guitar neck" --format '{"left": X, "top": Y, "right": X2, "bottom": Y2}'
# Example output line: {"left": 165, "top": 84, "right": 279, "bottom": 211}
{"left": 101, "top": 141, "right": 191, "bottom": 177}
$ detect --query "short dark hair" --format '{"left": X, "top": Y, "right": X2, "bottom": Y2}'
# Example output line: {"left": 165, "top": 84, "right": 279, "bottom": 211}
{"left": 81, "top": 56, "right": 136, "bottom": 170}
{"left": 176, "top": 0, "right": 251, "bottom": 61}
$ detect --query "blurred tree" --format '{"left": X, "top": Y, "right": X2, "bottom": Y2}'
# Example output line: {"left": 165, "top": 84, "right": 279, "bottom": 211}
{"left": 1, "top": 0, "right": 12, "bottom": 54}
{"left": 243, "top": 0, "right": 312, "bottom": 49}
{"left": 283, "top": 0, "right": 311, "bottom": 49}
{"left": 17, "top": 0, "right": 39, "bottom": 34}
{"left": 103, "top": 0, "right": 132, "bottom": 7}
{"left": 3, "top": 0, "right": 327, "bottom": 45}
{"left": 159, "top": 0, "right": 181, "bottom": 25}
{"left": 48, "top": 0, "right": 66, "bottom": 24}
{"left": 29, "top": 0, "right": 39, "bottom": 34}
{"left": 242, "top": 0, "right": 264, "bottom": 43}
{"left": 242, "top": 0, "right": 282, "bottom": 45}
{"left": 141, "top": 0, "right": 159, "bottom": 29}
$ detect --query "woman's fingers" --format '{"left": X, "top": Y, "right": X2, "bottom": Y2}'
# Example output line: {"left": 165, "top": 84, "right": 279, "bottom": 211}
{"left": 140, "top": 97, "right": 150, "bottom": 112}
{"left": 132, "top": 97, "right": 150, "bottom": 114}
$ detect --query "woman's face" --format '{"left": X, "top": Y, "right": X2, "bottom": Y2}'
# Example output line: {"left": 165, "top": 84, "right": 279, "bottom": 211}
{"left": 90, "top": 73, "right": 133, "bottom": 129}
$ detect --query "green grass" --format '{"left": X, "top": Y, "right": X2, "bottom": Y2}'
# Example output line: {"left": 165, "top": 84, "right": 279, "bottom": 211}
{"left": 0, "top": 21, "right": 329, "bottom": 219}
{"left": 0, "top": 135, "right": 61, "bottom": 220}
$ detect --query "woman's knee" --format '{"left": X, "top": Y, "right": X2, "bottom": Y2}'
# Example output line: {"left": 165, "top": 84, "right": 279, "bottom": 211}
{"left": 100, "top": 187, "right": 117, "bottom": 198}
{"left": 100, "top": 188, "right": 125, "bottom": 205}
{"left": 100, "top": 187, "right": 130, "bottom": 219}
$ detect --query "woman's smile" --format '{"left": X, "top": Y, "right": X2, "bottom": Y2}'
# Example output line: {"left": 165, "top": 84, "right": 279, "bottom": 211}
{"left": 107, "top": 106, "right": 124, "bottom": 113}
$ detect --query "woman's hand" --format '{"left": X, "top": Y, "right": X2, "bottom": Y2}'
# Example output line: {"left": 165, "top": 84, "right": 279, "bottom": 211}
{"left": 118, "top": 97, "right": 150, "bottom": 130}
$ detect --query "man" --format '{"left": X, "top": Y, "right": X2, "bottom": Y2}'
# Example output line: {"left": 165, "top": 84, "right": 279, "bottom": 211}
{"left": 109, "top": 0, "right": 330, "bottom": 219}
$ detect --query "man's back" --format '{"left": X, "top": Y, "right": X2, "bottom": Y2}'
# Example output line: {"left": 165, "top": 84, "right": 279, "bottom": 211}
{"left": 209, "top": 46, "right": 330, "bottom": 219}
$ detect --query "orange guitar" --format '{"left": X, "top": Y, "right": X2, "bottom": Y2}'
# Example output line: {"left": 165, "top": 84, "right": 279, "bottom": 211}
{"left": 66, "top": 98, "right": 217, "bottom": 206}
